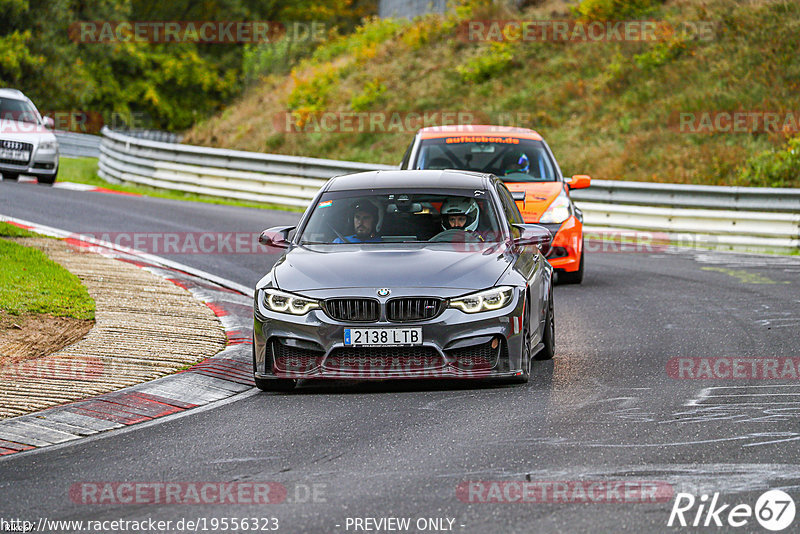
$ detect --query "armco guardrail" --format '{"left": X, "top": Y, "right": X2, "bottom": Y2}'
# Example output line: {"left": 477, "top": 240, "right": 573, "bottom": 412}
{"left": 99, "top": 128, "right": 799, "bottom": 251}
{"left": 570, "top": 180, "right": 800, "bottom": 212}
{"left": 98, "top": 127, "right": 393, "bottom": 207}
{"left": 55, "top": 131, "right": 101, "bottom": 158}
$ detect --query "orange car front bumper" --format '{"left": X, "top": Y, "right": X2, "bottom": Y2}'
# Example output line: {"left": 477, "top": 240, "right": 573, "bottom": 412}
{"left": 545, "top": 216, "right": 582, "bottom": 272}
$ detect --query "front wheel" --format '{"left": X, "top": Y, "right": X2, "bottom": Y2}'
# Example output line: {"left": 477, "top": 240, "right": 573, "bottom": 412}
{"left": 509, "top": 296, "right": 532, "bottom": 384}
{"left": 36, "top": 166, "right": 58, "bottom": 185}
{"left": 534, "top": 289, "right": 555, "bottom": 361}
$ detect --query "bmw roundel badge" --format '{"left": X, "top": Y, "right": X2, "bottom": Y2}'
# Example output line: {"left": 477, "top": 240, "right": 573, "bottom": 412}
{"left": 377, "top": 288, "right": 391, "bottom": 297}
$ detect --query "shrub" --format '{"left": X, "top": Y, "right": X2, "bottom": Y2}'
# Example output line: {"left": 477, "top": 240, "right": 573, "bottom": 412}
{"left": 456, "top": 42, "right": 514, "bottom": 83}
{"left": 350, "top": 79, "right": 387, "bottom": 111}
{"left": 737, "top": 135, "right": 800, "bottom": 188}
{"left": 573, "top": 0, "right": 663, "bottom": 21}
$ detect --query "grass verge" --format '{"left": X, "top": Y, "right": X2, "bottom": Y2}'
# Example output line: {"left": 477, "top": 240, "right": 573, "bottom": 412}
{"left": 0, "top": 225, "right": 95, "bottom": 320}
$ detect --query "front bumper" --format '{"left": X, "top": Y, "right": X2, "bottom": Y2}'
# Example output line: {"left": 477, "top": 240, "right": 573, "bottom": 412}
{"left": 541, "top": 216, "right": 582, "bottom": 272}
{"left": 253, "top": 289, "right": 529, "bottom": 381}
{"left": 0, "top": 146, "right": 58, "bottom": 177}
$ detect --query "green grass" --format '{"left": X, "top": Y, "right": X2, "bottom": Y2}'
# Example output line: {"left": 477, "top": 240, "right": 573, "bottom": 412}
{"left": 0, "top": 238, "right": 95, "bottom": 319}
{"left": 0, "top": 222, "right": 39, "bottom": 238}
{"left": 60, "top": 158, "right": 304, "bottom": 213}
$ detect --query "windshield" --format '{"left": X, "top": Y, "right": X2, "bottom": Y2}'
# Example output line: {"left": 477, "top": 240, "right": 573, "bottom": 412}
{"left": 298, "top": 189, "right": 504, "bottom": 245}
{"left": 414, "top": 136, "right": 557, "bottom": 182}
{"left": 0, "top": 98, "right": 40, "bottom": 124}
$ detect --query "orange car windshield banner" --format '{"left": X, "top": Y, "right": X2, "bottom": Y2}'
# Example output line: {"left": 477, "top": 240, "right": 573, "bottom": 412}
{"left": 444, "top": 136, "right": 521, "bottom": 144}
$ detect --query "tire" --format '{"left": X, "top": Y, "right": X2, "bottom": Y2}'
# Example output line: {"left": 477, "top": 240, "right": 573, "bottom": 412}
{"left": 534, "top": 289, "right": 555, "bottom": 361}
{"left": 559, "top": 241, "right": 584, "bottom": 285}
{"left": 509, "top": 295, "right": 532, "bottom": 384}
{"left": 2, "top": 173, "right": 19, "bottom": 181}
{"left": 36, "top": 166, "right": 58, "bottom": 185}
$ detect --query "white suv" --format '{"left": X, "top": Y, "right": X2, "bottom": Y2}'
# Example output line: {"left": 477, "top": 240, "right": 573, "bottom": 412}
{"left": 0, "top": 88, "right": 59, "bottom": 184}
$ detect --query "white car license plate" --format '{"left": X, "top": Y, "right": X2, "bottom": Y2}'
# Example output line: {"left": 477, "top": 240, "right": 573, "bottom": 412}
{"left": 0, "top": 149, "right": 29, "bottom": 161}
{"left": 344, "top": 328, "right": 422, "bottom": 346}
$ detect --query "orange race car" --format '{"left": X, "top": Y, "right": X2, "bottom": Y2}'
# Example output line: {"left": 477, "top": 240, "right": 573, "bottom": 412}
{"left": 400, "top": 125, "right": 590, "bottom": 283}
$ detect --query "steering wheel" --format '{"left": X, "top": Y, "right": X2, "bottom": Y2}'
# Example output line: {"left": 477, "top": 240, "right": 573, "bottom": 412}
{"left": 429, "top": 229, "right": 482, "bottom": 243}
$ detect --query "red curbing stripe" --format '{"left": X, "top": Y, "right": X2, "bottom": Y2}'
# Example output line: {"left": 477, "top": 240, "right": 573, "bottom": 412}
{"left": 97, "top": 397, "right": 184, "bottom": 419}
{"left": 166, "top": 278, "right": 189, "bottom": 290}
{"left": 126, "top": 391, "right": 197, "bottom": 410}
{"left": 5, "top": 221, "right": 35, "bottom": 230}
{"left": 92, "top": 187, "right": 142, "bottom": 197}
{"left": 205, "top": 302, "right": 228, "bottom": 317}
{"left": 63, "top": 237, "right": 93, "bottom": 249}
{"left": 0, "top": 448, "right": 20, "bottom": 456}
{"left": 67, "top": 403, "right": 151, "bottom": 425}
{"left": 0, "top": 439, "right": 35, "bottom": 452}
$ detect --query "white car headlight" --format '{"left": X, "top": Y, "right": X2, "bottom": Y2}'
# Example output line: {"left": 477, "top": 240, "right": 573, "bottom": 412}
{"left": 449, "top": 286, "right": 514, "bottom": 314}
{"left": 539, "top": 188, "right": 571, "bottom": 224}
{"left": 261, "top": 288, "right": 319, "bottom": 315}
{"left": 39, "top": 140, "right": 57, "bottom": 151}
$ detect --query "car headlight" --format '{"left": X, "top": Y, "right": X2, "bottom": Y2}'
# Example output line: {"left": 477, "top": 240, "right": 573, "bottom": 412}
{"left": 539, "top": 188, "right": 571, "bottom": 224}
{"left": 39, "top": 140, "right": 57, "bottom": 151}
{"left": 261, "top": 288, "right": 319, "bottom": 315}
{"left": 449, "top": 286, "right": 514, "bottom": 313}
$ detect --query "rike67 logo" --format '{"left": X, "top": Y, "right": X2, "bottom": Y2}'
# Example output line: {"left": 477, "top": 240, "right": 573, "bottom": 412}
{"left": 668, "top": 490, "right": 796, "bottom": 531}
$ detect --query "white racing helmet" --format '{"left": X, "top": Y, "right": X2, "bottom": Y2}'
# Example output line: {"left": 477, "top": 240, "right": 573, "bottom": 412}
{"left": 440, "top": 197, "right": 479, "bottom": 231}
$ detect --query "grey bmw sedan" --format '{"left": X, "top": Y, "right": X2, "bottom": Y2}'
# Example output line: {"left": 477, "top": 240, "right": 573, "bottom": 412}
{"left": 253, "top": 170, "right": 554, "bottom": 391}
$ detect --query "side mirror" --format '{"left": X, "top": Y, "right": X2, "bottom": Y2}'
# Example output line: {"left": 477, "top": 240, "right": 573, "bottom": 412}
{"left": 510, "top": 191, "right": 526, "bottom": 202}
{"left": 512, "top": 224, "right": 551, "bottom": 248}
{"left": 259, "top": 226, "right": 295, "bottom": 250}
{"left": 566, "top": 174, "right": 591, "bottom": 190}
{"left": 43, "top": 116, "right": 55, "bottom": 129}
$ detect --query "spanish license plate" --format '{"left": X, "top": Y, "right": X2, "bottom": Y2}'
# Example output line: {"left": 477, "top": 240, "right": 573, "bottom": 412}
{"left": 344, "top": 328, "right": 422, "bottom": 346}
{"left": 0, "top": 148, "right": 29, "bottom": 161}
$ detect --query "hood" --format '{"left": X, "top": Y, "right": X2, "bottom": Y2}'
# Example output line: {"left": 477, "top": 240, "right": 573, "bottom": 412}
{"left": 0, "top": 118, "right": 53, "bottom": 140}
{"left": 0, "top": 125, "right": 54, "bottom": 142}
{"left": 273, "top": 243, "right": 513, "bottom": 292}
{"left": 503, "top": 181, "right": 565, "bottom": 223}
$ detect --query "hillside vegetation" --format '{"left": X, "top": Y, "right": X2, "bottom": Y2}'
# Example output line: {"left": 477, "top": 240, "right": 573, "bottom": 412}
{"left": 186, "top": 0, "right": 800, "bottom": 187}
{"left": 1, "top": 0, "right": 373, "bottom": 131}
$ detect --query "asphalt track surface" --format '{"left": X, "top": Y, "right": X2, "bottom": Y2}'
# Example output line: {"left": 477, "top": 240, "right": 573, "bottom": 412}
{"left": 2, "top": 181, "right": 800, "bottom": 533}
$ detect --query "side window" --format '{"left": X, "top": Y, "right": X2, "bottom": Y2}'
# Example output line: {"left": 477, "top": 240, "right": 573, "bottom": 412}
{"left": 400, "top": 139, "right": 414, "bottom": 169}
{"left": 495, "top": 183, "right": 524, "bottom": 225}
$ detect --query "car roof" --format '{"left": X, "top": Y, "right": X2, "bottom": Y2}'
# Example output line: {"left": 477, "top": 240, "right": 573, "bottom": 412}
{"left": 327, "top": 169, "right": 491, "bottom": 191}
{"left": 417, "top": 125, "right": 543, "bottom": 141}
{"left": 0, "top": 88, "right": 30, "bottom": 101}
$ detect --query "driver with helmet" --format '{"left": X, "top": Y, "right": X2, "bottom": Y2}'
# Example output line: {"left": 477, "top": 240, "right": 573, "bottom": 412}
{"left": 440, "top": 197, "right": 481, "bottom": 235}
{"left": 504, "top": 152, "right": 530, "bottom": 176}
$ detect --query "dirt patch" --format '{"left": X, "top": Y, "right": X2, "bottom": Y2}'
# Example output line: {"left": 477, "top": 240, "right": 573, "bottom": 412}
{"left": 0, "top": 311, "right": 94, "bottom": 363}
